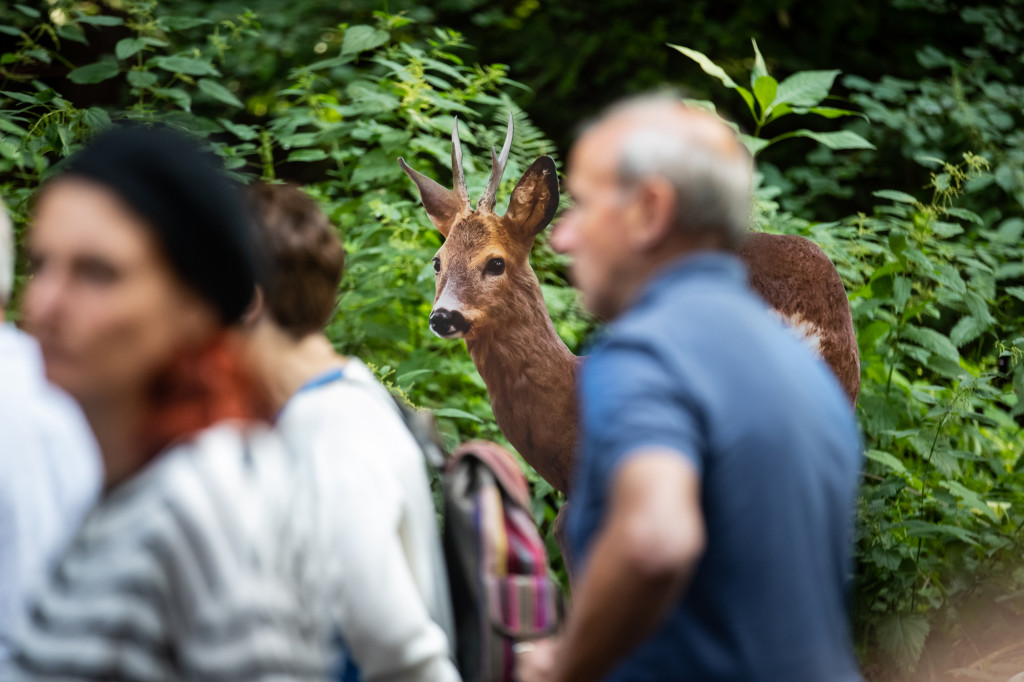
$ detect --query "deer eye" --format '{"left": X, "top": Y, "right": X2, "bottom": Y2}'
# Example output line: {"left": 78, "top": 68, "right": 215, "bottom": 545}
{"left": 483, "top": 257, "right": 505, "bottom": 277}
{"left": 432, "top": 257, "right": 440, "bottom": 273}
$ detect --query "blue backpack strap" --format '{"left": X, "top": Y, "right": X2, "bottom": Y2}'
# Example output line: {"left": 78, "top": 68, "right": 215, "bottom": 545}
{"left": 296, "top": 367, "right": 346, "bottom": 394}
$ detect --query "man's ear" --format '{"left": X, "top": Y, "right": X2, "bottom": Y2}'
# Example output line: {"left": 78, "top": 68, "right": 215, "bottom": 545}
{"left": 504, "top": 156, "right": 559, "bottom": 241}
{"left": 627, "top": 176, "right": 677, "bottom": 252}
{"left": 399, "top": 158, "right": 469, "bottom": 238}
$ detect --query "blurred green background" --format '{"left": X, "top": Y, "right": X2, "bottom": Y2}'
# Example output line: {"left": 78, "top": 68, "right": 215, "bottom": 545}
{"left": 2, "top": 1, "right": 1023, "bottom": 677}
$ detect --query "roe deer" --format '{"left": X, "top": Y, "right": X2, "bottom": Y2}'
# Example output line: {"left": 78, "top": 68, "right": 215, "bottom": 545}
{"left": 399, "top": 116, "right": 859, "bottom": 494}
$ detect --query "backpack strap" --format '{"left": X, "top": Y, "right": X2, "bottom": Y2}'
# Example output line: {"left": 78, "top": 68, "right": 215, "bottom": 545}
{"left": 448, "top": 441, "right": 530, "bottom": 510}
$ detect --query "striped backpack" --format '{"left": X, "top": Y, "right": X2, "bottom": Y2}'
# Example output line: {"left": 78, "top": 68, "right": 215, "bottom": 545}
{"left": 441, "top": 440, "right": 562, "bottom": 682}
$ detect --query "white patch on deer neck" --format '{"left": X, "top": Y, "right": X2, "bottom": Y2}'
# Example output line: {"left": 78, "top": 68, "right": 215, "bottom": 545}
{"left": 772, "top": 310, "right": 824, "bottom": 358}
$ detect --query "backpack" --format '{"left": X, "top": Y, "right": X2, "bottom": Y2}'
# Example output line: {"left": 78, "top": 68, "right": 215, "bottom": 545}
{"left": 443, "top": 441, "right": 562, "bottom": 682}
{"left": 397, "top": 404, "right": 562, "bottom": 682}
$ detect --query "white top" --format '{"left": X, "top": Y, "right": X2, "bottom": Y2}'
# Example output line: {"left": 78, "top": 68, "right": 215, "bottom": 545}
{"left": 276, "top": 358, "right": 460, "bottom": 682}
{"left": 0, "top": 324, "right": 101, "bottom": 664}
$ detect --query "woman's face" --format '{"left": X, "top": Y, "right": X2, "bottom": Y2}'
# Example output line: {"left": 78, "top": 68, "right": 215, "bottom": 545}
{"left": 24, "top": 179, "right": 218, "bottom": 405}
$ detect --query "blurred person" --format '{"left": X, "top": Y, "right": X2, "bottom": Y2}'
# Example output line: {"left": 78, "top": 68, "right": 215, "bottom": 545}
{"left": 8, "top": 126, "right": 340, "bottom": 679}
{"left": 0, "top": 199, "right": 101, "bottom": 664}
{"left": 242, "top": 182, "right": 460, "bottom": 682}
{"left": 517, "top": 95, "right": 863, "bottom": 682}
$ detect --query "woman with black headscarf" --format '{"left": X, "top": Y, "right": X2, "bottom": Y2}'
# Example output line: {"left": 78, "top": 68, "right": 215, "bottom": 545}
{"left": 9, "top": 125, "right": 336, "bottom": 680}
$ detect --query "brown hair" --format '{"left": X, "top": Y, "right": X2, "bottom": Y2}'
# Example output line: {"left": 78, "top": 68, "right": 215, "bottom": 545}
{"left": 247, "top": 182, "right": 345, "bottom": 338}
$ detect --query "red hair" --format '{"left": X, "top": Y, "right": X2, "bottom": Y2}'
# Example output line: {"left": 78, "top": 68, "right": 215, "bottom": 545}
{"left": 139, "top": 332, "right": 269, "bottom": 458}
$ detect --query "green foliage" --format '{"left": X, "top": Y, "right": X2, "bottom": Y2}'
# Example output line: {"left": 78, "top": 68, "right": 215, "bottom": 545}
{"left": 0, "top": 1, "right": 581, "bottom": 576}
{"left": 669, "top": 40, "right": 873, "bottom": 156}
{"left": 3, "top": 1, "right": 1023, "bottom": 671}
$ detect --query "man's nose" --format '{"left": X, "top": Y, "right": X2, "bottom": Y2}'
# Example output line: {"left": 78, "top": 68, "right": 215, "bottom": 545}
{"left": 550, "top": 213, "right": 577, "bottom": 254}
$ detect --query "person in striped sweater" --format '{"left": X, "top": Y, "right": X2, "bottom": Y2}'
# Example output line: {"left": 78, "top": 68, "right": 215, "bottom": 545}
{"left": 7, "top": 126, "right": 339, "bottom": 680}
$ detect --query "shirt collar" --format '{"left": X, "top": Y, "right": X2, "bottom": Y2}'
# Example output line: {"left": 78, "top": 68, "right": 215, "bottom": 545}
{"left": 630, "top": 249, "right": 748, "bottom": 311}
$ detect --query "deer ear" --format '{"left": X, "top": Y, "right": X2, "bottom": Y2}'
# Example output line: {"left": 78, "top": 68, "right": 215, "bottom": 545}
{"left": 504, "top": 156, "right": 559, "bottom": 239}
{"left": 399, "top": 157, "right": 466, "bottom": 238}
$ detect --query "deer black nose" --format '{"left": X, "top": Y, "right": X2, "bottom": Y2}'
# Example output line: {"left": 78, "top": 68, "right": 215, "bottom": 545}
{"left": 430, "top": 309, "right": 471, "bottom": 336}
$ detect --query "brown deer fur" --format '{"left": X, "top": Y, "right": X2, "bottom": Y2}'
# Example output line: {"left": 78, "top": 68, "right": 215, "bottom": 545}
{"left": 400, "top": 119, "right": 859, "bottom": 495}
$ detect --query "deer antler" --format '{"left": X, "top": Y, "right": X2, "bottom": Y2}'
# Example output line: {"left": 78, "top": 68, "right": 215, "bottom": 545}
{"left": 452, "top": 116, "right": 470, "bottom": 206}
{"left": 477, "top": 112, "right": 514, "bottom": 213}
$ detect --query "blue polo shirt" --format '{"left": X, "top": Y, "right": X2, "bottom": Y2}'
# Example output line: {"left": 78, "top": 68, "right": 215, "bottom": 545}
{"left": 567, "top": 252, "right": 862, "bottom": 682}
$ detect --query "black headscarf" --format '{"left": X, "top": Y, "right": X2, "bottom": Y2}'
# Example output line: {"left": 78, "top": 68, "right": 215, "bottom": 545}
{"left": 62, "top": 124, "right": 260, "bottom": 324}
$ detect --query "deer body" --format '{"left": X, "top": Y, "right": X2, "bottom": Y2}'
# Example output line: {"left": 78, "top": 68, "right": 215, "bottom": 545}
{"left": 401, "top": 117, "right": 859, "bottom": 495}
{"left": 464, "top": 265, "right": 581, "bottom": 491}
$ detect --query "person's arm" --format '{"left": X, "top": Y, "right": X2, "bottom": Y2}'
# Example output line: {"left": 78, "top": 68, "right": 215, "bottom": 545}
{"left": 526, "top": 449, "right": 705, "bottom": 682}
{"left": 307, "top": 389, "right": 461, "bottom": 682}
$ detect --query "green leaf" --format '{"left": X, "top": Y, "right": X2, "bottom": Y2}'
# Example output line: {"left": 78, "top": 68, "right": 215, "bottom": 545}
{"left": 739, "top": 133, "right": 770, "bottom": 156}
{"left": 865, "top": 449, "right": 907, "bottom": 475}
{"left": 873, "top": 189, "right": 919, "bottom": 205}
{"left": 949, "top": 315, "right": 988, "bottom": 347}
{"left": 771, "top": 129, "right": 875, "bottom": 151}
{"left": 197, "top": 79, "right": 243, "bottom": 108}
{"left": 753, "top": 75, "right": 777, "bottom": 114}
{"left": 994, "top": 217, "right": 1024, "bottom": 244}
{"left": 342, "top": 25, "right": 390, "bottom": 56}
{"left": 774, "top": 69, "right": 840, "bottom": 107}
{"left": 56, "top": 23, "right": 88, "bottom": 44}
{"left": 219, "top": 118, "right": 259, "bottom": 141}
{"left": 0, "top": 25, "right": 22, "bottom": 37}
{"left": 750, "top": 38, "right": 769, "bottom": 87}
{"left": 939, "top": 481, "right": 1001, "bottom": 523}
{"left": 894, "top": 276, "right": 912, "bottom": 311}
{"left": 158, "top": 17, "right": 213, "bottom": 31}
{"left": 14, "top": 4, "right": 41, "bottom": 18}
{"left": 127, "top": 69, "right": 158, "bottom": 88}
{"left": 67, "top": 58, "right": 120, "bottom": 85}
{"left": 876, "top": 614, "right": 930, "bottom": 669}
{"left": 287, "top": 149, "right": 329, "bottom": 163}
{"left": 944, "top": 207, "right": 982, "bottom": 225}
{"left": 668, "top": 43, "right": 756, "bottom": 114}
{"left": 1006, "top": 286, "right": 1024, "bottom": 302}
{"left": 802, "top": 106, "right": 868, "bottom": 121}
{"left": 902, "top": 324, "right": 960, "bottom": 363}
{"left": 669, "top": 44, "right": 739, "bottom": 88}
{"left": 433, "top": 407, "right": 483, "bottom": 423}
{"left": 81, "top": 107, "right": 111, "bottom": 131}
{"left": 902, "top": 520, "right": 977, "bottom": 545}
{"left": 151, "top": 87, "right": 191, "bottom": 111}
{"left": 151, "top": 55, "right": 220, "bottom": 77}
{"left": 74, "top": 13, "right": 124, "bottom": 27}
{"left": 115, "top": 37, "right": 146, "bottom": 60}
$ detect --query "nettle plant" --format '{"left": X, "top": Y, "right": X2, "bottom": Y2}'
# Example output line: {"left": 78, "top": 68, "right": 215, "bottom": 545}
{"left": 0, "top": 3, "right": 587, "bottom": 450}
{"left": 1, "top": 3, "right": 587, "bottom": 572}
{"left": 671, "top": 39, "right": 1024, "bottom": 672}
{"left": 670, "top": 39, "right": 875, "bottom": 158}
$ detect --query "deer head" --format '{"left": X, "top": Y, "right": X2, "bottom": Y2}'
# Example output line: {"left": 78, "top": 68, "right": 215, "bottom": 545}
{"left": 399, "top": 115, "right": 559, "bottom": 340}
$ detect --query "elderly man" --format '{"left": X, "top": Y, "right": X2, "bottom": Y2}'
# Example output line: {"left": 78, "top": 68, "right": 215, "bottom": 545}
{"left": 0, "top": 199, "right": 100, "bottom": 662}
{"left": 518, "top": 95, "right": 863, "bottom": 681}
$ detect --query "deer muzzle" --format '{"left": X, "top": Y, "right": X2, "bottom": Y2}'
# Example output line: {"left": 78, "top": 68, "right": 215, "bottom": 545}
{"left": 429, "top": 308, "right": 472, "bottom": 339}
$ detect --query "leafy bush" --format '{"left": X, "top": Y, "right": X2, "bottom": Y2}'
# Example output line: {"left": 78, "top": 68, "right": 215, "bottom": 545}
{"left": 3, "top": 1, "right": 1023, "bottom": 673}
{"left": 0, "top": 1, "right": 582, "bottom": 572}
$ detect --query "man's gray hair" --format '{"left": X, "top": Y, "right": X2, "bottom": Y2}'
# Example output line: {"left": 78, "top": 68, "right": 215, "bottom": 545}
{"left": 0, "top": 198, "right": 12, "bottom": 306}
{"left": 609, "top": 94, "right": 753, "bottom": 250}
